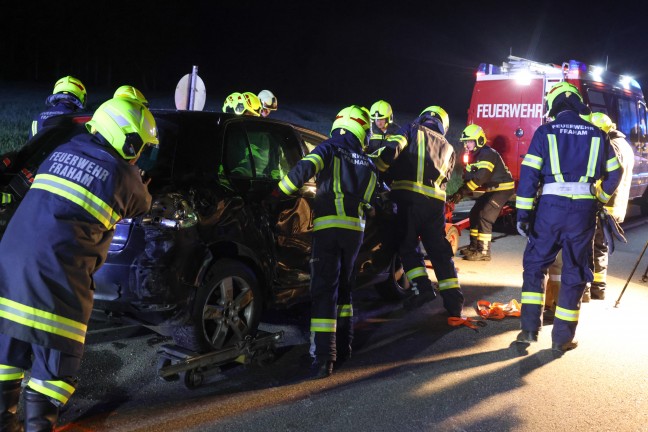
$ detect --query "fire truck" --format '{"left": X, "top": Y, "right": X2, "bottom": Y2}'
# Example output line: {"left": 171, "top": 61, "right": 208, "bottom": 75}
{"left": 463, "top": 55, "right": 648, "bottom": 213}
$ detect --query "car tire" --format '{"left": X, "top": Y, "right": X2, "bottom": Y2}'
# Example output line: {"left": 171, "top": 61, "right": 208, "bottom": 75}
{"left": 374, "top": 255, "right": 411, "bottom": 301}
{"left": 172, "top": 258, "right": 262, "bottom": 353}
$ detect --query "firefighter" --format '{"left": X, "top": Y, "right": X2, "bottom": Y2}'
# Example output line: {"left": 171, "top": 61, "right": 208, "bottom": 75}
{"left": 114, "top": 85, "right": 149, "bottom": 107}
{"left": 5, "top": 76, "right": 87, "bottom": 201}
{"left": 589, "top": 113, "right": 634, "bottom": 300}
{"left": 0, "top": 97, "right": 156, "bottom": 431}
{"left": 1, "top": 85, "right": 149, "bottom": 237}
{"left": 366, "top": 100, "right": 401, "bottom": 154}
{"left": 258, "top": 90, "right": 278, "bottom": 117}
{"left": 375, "top": 106, "right": 465, "bottom": 319}
{"left": 274, "top": 105, "right": 377, "bottom": 379}
{"left": 515, "top": 82, "right": 621, "bottom": 353}
{"left": 29, "top": 76, "right": 87, "bottom": 139}
{"left": 363, "top": 100, "right": 401, "bottom": 272}
{"left": 448, "top": 124, "right": 515, "bottom": 261}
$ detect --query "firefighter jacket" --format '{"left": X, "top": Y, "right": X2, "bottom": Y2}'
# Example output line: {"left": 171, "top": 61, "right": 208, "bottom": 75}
{"left": 28, "top": 99, "right": 80, "bottom": 139}
{"left": 374, "top": 115, "right": 455, "bottom": 203}
{"left": 603, "top": 129, "right": 635, "bottom": 222}
{"left": 278, "top": 129, "right": 377, "bottom": 232}
{"left": 516, "top": 110, "right": 622, "bottom": 223}
{"left": 1, "top": 118, "right": 85, "bottom": 200}
{"left": 464, "top": 145, "right": 514, "bottom": 192}
{"left": 0, "top": 132, "right": 151, "bottom": 357}
{"left": 366, "top": 122, "right": 401, "bottom": 154}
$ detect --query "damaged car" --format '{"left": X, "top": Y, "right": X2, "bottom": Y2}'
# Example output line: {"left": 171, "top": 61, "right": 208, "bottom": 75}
{"left": 1, "top": 110, "right": 410, "bottom": 353}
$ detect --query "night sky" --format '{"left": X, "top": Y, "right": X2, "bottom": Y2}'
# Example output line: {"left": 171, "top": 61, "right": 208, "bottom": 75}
{"left": 3, "top": 0, "right": 648, "bottom": 117}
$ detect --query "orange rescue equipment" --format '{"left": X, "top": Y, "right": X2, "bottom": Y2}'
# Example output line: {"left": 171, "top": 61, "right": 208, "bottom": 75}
{"left": 477, "top": 299, "right": 521, "bottom": 320}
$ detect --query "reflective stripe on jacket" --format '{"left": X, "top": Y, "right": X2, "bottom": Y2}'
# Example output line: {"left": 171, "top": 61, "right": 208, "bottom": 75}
{"left": 376, "top": 116, "right": 455, "bottom": 202}
{"left": 0, "top": 132, "right": 151, "bottom": 356}
{"left": 516, "top": 110, "right": 622, "bottom": 221}
{"left": 464, "top": 145, "right": 514, "bottom": 192}
{"left": 279, "top": 130, "right": 377, "bottom": 232}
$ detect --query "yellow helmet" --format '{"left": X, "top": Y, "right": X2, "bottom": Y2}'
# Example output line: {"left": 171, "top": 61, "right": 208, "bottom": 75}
{"left": 86, "top": 98, "right": 158, "bottom": 160}
{"left": 113, "top": 85, "right": 149, "bottom": 107}
{"left": 546, "top": 81, "right": 582, "bottom": 113}
{"left": 52, "top": 75, "right": 87, "bottom": 108}
{"left": 460, "top": 124, "right": 487, "bottom": 150}
{"left": 591, "top": 112, "right": 616, "bottom": 133}
{"left": 241, "top": 92, "right": 262, "bottom": 116}
{"left": 331, "top": 105, "right": 371, "bottom": 143}
{"left": 420, "top": 106, "right": 449, "bottom": 135}
{"left": 223, "top": 92, "right": 243, "bottom": 114}
{"left": 369, "top": 100, "right": 393, "bottom": 123}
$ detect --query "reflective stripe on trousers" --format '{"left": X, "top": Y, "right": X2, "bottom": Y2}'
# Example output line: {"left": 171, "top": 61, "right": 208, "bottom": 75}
{"left": 521, "top": 195, "right": 596, "bottom": 344}
{"left": 309, "top": 229, "right": 363, "bottom": 361}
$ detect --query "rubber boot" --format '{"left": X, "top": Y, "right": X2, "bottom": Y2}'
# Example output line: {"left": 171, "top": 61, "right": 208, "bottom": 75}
{"left": 460, "top": 236, "right": 478, "bottom": 256}
{"left": 465, "top": 240, "right": 491, "bottom": 261}
{"left": 23, "top": 389, "right": 58, "bottom": 432}
{"left": 403, "top": 281, "right": 437, "bottom": 310}
{"left": 308, "top": 356, "right": 334, "bottom": 380}
{"left": 0, "top": 380, "right": 23, "bottom": 432}
{"left": 590, "top": 284, "right": 606, "bottom": 300}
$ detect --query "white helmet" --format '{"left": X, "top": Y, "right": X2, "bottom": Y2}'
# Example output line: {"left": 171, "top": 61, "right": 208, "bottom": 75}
{"left": 258, "top": 90, "right": 277, "bottom": 117}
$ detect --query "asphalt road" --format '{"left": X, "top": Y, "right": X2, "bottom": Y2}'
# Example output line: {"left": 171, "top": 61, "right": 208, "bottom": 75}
{"left": 51, "top": 207, "right": 648, "bottom": 432}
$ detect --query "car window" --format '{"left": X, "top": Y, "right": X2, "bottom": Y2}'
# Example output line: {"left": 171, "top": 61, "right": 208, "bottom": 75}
{"left": 223, "top": 121, "right": 303, "bottom": 179}
{"left": 302, "top": 135, "right": 320, "bottom": 153}
{"left": 224, "top": 123, "right": 253, "bottom": 178}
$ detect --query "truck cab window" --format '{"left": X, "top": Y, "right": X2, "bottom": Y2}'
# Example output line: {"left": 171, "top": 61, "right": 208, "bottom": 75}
{"left": 617, "top": 97, "right": 644, "bottom": 150}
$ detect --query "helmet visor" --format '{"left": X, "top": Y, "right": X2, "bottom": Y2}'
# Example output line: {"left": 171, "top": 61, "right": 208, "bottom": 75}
{"left": 234, "top": 102, "right": 246, "bottom": 115}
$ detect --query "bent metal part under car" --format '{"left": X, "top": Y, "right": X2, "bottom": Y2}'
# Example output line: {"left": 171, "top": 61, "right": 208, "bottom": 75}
{"left": 0, "top": 110, "right": 409, "bottom": 353}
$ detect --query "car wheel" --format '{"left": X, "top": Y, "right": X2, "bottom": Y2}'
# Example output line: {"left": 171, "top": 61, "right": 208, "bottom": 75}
{"left": 374, "top": 255, "right": 411, "bottom": 301}
{"left": 172, "top": 258, "right": 262, "bottom": 353}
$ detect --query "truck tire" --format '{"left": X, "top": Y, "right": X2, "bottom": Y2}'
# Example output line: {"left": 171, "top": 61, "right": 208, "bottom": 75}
{"left": 172, "top": 258, "right": 262, "bottom": 353}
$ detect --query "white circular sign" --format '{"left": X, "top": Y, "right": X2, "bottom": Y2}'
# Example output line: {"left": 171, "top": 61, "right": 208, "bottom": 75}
{"left": 174, "top": 73, "right": 206, "bottom": 111}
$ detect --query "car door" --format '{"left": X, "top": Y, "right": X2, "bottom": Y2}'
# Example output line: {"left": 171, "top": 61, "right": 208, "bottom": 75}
{"left": 220, "top": 119, "right": 323, "bottom": 298}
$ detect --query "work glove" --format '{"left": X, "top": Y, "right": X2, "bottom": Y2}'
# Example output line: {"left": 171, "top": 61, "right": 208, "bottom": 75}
{"left": 448, "top": 192, "right": 462, "bottom": 204}
{"left": 517, "top": 221, "right": 529, "bottom": 238}
{"left": 364, "top": 204, "right": 376, "bottom": 218}
{"left": 590, "top": 183, "right": 605, "bottom": 210}
{"left": 448, "top": 185, "right": 469, "bottom": 204}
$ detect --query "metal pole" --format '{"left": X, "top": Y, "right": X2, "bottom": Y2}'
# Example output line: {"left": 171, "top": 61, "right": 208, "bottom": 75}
{"left": 188, "top": 65, "right": 198, "bottom": 111}
{"left": 614, "top": 237, "right": 648, "bottom": 307}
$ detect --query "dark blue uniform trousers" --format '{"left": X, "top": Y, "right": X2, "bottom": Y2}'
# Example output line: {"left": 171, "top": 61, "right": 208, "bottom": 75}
{"left": 521, "top": 195, "right": 597, "bottom": 345}
{"left": 396, "top": 197, "right": 464, "bottom": 317}
{"left": 0, "top": 334, "right": 80, "bottom": 401}
{"left": 309, "top": 228, "right": 363, "bottom": 362}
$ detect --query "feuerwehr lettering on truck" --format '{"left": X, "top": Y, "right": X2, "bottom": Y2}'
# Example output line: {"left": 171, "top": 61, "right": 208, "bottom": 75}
{"left": 476, "top": 103, "right": 543, "bottom": 119}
